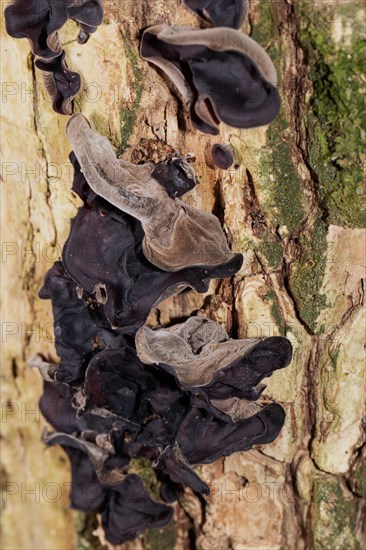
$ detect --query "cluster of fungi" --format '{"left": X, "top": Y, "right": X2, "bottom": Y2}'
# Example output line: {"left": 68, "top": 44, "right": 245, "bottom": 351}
{"left": 6, "top": 0, "right": 293, "bottom": 544}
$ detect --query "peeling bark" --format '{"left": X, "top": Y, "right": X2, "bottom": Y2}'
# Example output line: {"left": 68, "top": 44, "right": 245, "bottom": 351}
{"left": 1, "top": 1, "right": 365, "bottom": 549}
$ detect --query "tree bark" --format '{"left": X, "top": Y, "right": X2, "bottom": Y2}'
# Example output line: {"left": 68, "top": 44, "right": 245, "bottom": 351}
{"left": 1, "top": 1, "right": 365, "bottom": 549}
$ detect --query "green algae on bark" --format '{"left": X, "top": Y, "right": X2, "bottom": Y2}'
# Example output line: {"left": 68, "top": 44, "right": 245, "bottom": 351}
{"left": 298, "top": 2, "right": 366, "bottom": 228}
{"left": 143, "top": 521, "right": 177, "bottom": 550}
{"left": 128, "top": 457, "right": 160, "bottom": 501}
{"left": 266, "top": 290, "right": 286, "bottom": 336}
{"left": 117, "top": 37, "right": 143, "bottom": 155}
{"left": 311, "top": 477, "right": 363, "bottom": 550}
{"left": 288, "top": 218, "right": 328, "bottom": 332}
{"left": 74, "top": 512, "right": 105, "bottom": 550}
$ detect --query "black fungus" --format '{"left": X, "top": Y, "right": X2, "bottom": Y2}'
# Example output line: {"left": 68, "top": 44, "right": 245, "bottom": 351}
{"left": 183, "top": 0, "right": 247, "bottom": 29}
{"left": 35, "top": 52, "right": 81, "bottom": 115}
{"left": 211, "top": 143, "right": 235, "bottom": 170}
{"left": 66, "top": 114, "right": 240, "bottom": 270}
{"left": 37, "top": 123, "right": 292, "bottom": 547}
{"left": 4, "top": 0, "right": 103, "bottom": 114}
{"left": 141, "top": 25, "right": 280, "bottom": 135}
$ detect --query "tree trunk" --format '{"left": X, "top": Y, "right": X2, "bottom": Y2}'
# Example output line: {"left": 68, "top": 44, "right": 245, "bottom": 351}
{"left": 1, "top": 1, "right": 365, "bottom": 549}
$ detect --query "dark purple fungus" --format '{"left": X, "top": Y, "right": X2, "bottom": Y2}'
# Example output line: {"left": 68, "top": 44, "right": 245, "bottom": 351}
{"left": 100, "top": 475, "right": 173, "bottom": 545}
{"left": 141, "top": 25, "right": 280, "bottom": 135}
{"left": 40, "top": 379, "right": 173, "bottom": 543}
{"left": 136, "top": 317, "right": 293, "bottom": 389}
{"left": 183, "top": 0, "right": 247, "bottom": 29}
{"left": 38, "top": 332, "right": 291, "bottom": 542}
{"left": 176, "top": 402, "right": 286, "bottom": 464}
{"left": 81, "top": 348, "right": 189, "bottom": 440}
{"left": 35, "top": 52, "right": 81, "bottom": 115}
{"left": 79, "top": 344, "right": 288, "bottom": 477}
{"left": 5, "top": 0, "right": 103, "bottom": 59}
{"left": 211, "top": 143, "right": 235, "bottom": 170}
{"left": 5, "top": 0, "right": 63, "bottom": 60}
{"left": 66, "top": 114, "right": 240, "bottom": 271}
{"left": 154, "top": 443, "right": 210, "bottom": 495}
{"left": 4, "top": 0, "right": 103, "bottom": 114}
{"left": 151, "top": 155, "right": 197, "bottom": 197}
{"left": 38, "top": 262, "right": 124, "bottom": 383}
{"left": 67, "top": 0, "right": 104, "bottom": 35}
{"left": 62, "top": 154, "right": 242, "bottom": 332}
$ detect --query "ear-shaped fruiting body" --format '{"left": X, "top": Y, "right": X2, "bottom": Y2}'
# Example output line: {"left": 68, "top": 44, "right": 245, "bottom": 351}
{"left": 177, "top": 402, "right": 286, "bottom": 464}
{"left": 38, "top": 262, "right": 125, "bottom": 383}
{"left": 154, "top": 443, "right": 210, "bottom": 495}
{"left": 4, "top": 0, "right": 103, "bottom": 59}
{"left": 43, "top": 429, "right": 128, "bottom": 484}
{"left": 5, "top": 0, "right": 103, "bottom": 114}
{"left": 5, "top": 0, "right": 64, "bottom": 60}
{"left": 80, "top": 345, "right": 288, "bottom": 477}
{"left": 82, "top": 348, "right": 189, "bottom": 435}
{"left": 101, "top": 475, "right": 173, "bottom": 545}
{"left": 151, "top": 156, "right": 197, "bottom": 197}
{"left": 136, "top": 316, "right": 293, "bottom": 388}
{"left": 141, "top": 25, "right": 280, "bottom": 135}
{"left": 35, "top": 52, "right": 81, "bottom": 115}
{"left": 67, "top": 0, "right": 104, "bottom": 35}
{"left": 183, "top": 0, "right": 247, "bottom": 29}
{"left": 66, "top": 114, "right": 240, "bottom": 271}
{"left": 211, "top": 143, "right": 235, "bottom": 170}
{"left": 62, "top": 154, "right": 242, "bottom": 332}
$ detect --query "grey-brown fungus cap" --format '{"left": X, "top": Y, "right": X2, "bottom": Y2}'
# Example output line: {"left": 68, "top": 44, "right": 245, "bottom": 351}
{"left": 141, "top": 25, "right": 280, "bottom": 135}
{"left": 135, "top": 316, "right": 293, "bottom": 388}
{"left": 183, "top": 0, "right": 247, "bottom": 29}
{"left": 66, "top": 114, "right": 237, "bottom": 272}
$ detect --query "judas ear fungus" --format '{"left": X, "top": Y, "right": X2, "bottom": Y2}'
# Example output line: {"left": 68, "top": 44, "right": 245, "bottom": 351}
{"left": 5, "top": 0, "right": 63, "bottom": 60}
{"left": 66, "top": 114, "right": 238, "bottom": 272}
{"left": 43, "top": 430, "right": 128, "bottom": 484}
{"left": 67, "top": 0, "right": 104, "bottom": 35}
{"left": 154, "top": 443, "right": 210, "bottom": 495}
{"left": 63, "top": 153, "right": 242, "bottom": 332}
{"left": 38, "top": 262, "right": 114, "bottom": 384}
{"left": 141, "top": 25, "right": 280, "bottom": 134}
{"left": 101, "top": 475, "right": 173, "bottom": 545}
{"left": 136, "top": 317, "right": 293, "bottom": 388}
{"left": 177, "top": 402, "right": 286, "bottom": 464}
{"left": 5, "top": 0, "right": 104, "bottom": 60}
{"left": 35, "top": 52, "right": 81, "bottom": 115}
{"left": 152, "top": 156, "right": 197, "bottom": 197}
{"left": 5, "top": 0, "right": 103, "bottom": 114}
{"left": 211, "top": 144, "right": 235, "bottom": 170}
{"left": 183, "top": 0, "right": 247, "bottom": 29}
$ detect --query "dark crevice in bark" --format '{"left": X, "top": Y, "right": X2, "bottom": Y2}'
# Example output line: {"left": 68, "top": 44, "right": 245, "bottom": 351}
{"left": 281, "top": 260, "right": 314, "bottom": 336}
{"left": 29, "top": 54, "right": 58, "bottom": 249}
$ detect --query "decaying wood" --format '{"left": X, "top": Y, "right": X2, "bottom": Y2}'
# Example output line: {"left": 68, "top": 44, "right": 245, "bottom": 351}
{"left": 1, "top": 1, "right": 365, "bottom": 548}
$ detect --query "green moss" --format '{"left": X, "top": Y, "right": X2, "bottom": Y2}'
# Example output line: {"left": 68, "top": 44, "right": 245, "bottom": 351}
{"left": 260, "top": 115, "right": 306, "bottom": 234}
{"left": 312, "top": 478, "right": 361, "bottom": 550}
{"left": 353, "top": 457, "right": 366, "bottom": 499}
{"left": 143, "top": 521, "right": 176, "bottom": 550}
{"left": 250, "top": 2, "right": 276, "bottom": 47}
{"left": 128, "top": 457, "right": 160, "bottom": 500}
{"left": 117, "top": 37, "right": 143, "bottom": 155}
{"left": 298, "top": 2, "right": 366, "bottom": 228}
{"left": 127, "top": 459, "right": 176, "bottom": 548}
{"left": 266, "top": 290, "right": 286, "bottom": 336}
{"left": 259, "top": 240, "right": 284, "bottom": 269}
{"left": 289, "top": 218, "right": 328, "bottom": 332}
{"left": 73, "top": 512, "right": 105, "bottom": 550}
